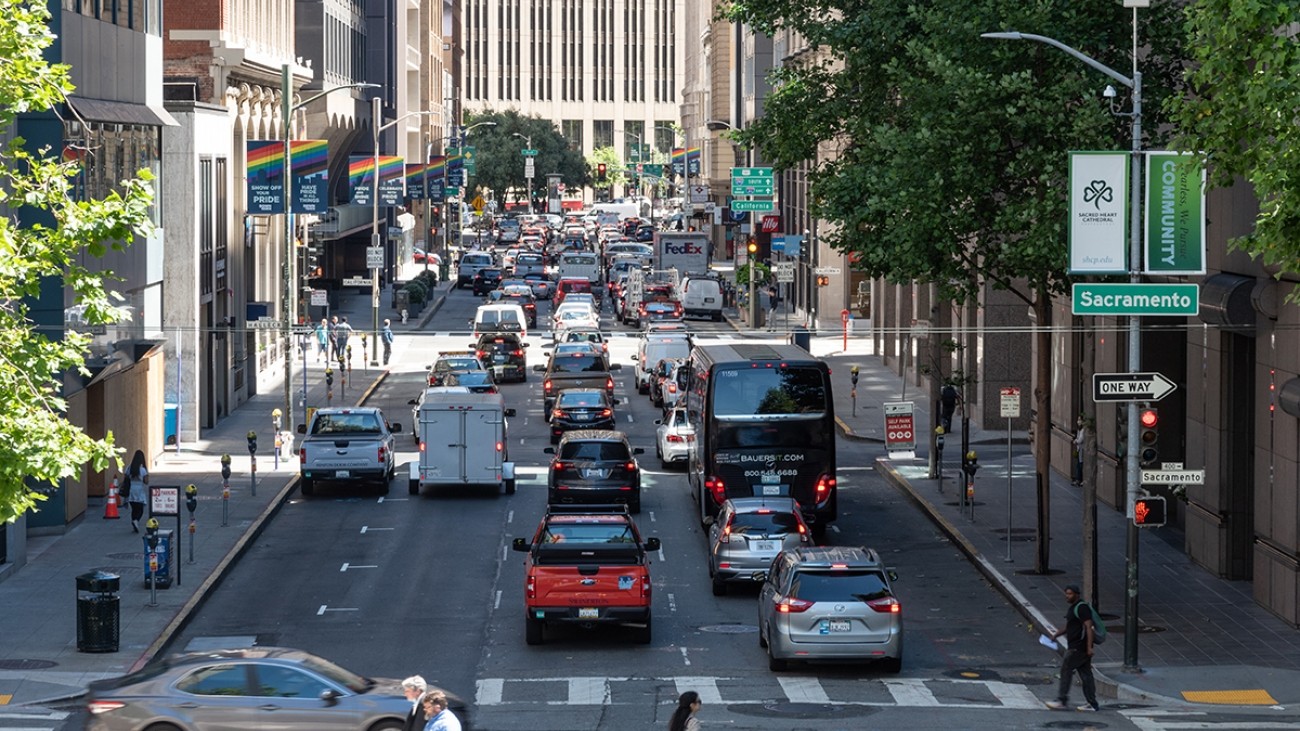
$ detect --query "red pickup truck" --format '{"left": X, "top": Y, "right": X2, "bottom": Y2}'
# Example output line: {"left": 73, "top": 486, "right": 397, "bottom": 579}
{"left": 512, "top": 505, "right": 661, "bottom": 645}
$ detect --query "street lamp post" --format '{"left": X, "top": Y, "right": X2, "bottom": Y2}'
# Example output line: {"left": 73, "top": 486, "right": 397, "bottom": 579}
{"left": 371, "top": 103, "right": 438, "bottom": 365}
{"left": 511, "top": 132, "right": 534, "bottom": 214}
{"left": 453, "top": 121, "right": 497, "bottom": 246}
{"left": 280, "top": 65, "right": 377, "bottom": 432}
{"left": 982, "top": 29, "right": 1144, "bottom": 672}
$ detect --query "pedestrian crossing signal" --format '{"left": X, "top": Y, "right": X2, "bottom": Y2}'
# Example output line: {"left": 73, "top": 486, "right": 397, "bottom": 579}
{"left": 816, "top": 275, "right": 830, "bottom": 287}
{"left": 1133, "top": 496, "right": 1167, "bottom": 527}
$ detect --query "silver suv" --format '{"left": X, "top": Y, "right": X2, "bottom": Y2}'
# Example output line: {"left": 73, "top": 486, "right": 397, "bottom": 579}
{"left": 757, "top": 546, "right": 902, "bottom": 673}
{"left": 708, "top": 498, "right": 811, "bottom": 596}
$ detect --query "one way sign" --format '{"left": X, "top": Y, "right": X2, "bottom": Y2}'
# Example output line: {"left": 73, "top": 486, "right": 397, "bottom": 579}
{"left": 1092, "top": 372, "right": 1177, "bottom": 402}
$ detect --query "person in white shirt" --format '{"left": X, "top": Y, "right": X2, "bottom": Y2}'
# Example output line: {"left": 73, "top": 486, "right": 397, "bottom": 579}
{"left": 401, "top": 675, "right": 427, "bottom": 731}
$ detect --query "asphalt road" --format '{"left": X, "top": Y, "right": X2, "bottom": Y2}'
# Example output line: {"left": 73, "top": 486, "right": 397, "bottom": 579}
{"left": 57, "top": 285, "right": 1266, "bottom": 731}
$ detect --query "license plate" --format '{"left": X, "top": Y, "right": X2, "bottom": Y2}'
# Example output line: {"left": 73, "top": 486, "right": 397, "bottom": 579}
{"left": 761, "top": 484, "right": 786, "bottom": 496}
{"left": 336, "top": 470, "right": 350, "bottom": 479}
{"left": 829, "top": 620, "right": 852, "bottom": 632}
{"left": 751, "top": 540, "right": 779, "bottom": 553}
{"left": 577, "top": 413, "right": 592, "bottom": 421}
{"left": 493, "top": 355, "right": 507, "bottom": 362}
{"left": 761, "top": 473, "right": 781, "bottom": 485}
{"left": 578, "top": 608, "right": 599, "bottom": 619}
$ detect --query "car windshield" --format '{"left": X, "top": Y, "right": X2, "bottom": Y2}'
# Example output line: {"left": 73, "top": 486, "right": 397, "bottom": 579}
{"left": 299, "top": 655, "right": 370, "bottom": 693}
{"left": 451, "top": 372, "right": 492, "bottom": 385}
{"left": 730, "top": 511, "right": 800, "bottom": 535}
{"left": 543, "top": 524, "right": 635, "bottom": 544}
{"left": 557, "top": 391, "right": 604, "bottom": 406}
{"left": 560, "top": 441, "right": 631, "bottom": 461}
{"left": 550, "top": 353, "right": 606, "bottom": 373}
{"left": 712, "top": 366, "right": 827, "bottom": 416}
{"left": 557, "top": 310, "right": 594, "bottom": 323}
{"left": 436, "top": 357, "right": 480, "bottom": 371}
{"left": 790, "top": 570, "right": 891, "bottom": 603}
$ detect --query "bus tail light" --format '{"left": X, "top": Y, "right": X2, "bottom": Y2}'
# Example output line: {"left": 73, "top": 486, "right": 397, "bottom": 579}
{"left": 705, "top": 476, "right": 727, "bottom": 505}
{"left": 814, "top": 474, "right": 836, "bottom": 504}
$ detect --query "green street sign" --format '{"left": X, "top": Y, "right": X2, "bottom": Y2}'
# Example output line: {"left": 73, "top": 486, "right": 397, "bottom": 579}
{"left": 445, "top": 186, "right": 461, "bottom": 197}
{"left": 521, "top": 149, "right": 538, "bottom": 156}
{"left": 732, "top": 183, "right": 775, "bottom": 196}
{"left": 1071, "top": 283, "right": 1200, "bottom": 316}
{"left": 731, "top": 167, "right": 773, "bottom": 180}
{"left": 731, "top": 199, "right": 776, "bottom": 212}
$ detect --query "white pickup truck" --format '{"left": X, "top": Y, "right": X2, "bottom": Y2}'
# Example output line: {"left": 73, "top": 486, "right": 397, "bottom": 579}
{"left": 296, "top": 407, "right": 402, "bottom": 496}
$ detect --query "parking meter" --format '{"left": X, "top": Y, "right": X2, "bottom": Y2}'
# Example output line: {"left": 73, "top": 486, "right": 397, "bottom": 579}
{"left": 850, "top": 366, "right": 860, "bottom": 386}
{"left": 246, "top": 431, "right": 258, "bottom": 496}
{"left": 246, "top": 431, "right": 257, "bottom": 456}
{"left": 220, "top": 454, "right": 232, "bottom": 482}
{"left": 964, "top": 450, "right": 979, "bottom": 513}
{"left": 271, "top": 407, "right": 282, "bottom": 433}
{"left": 935, "top": 425, "right": 946, "bottom": 452}
{"left": 219, "top": 454, "right": 231, "bottom": 526}
{"left": 185, "top": 484, "right": 198, "bottom": 515}
{"left": 325, "top": 369, "right": 334, "bottom": 388}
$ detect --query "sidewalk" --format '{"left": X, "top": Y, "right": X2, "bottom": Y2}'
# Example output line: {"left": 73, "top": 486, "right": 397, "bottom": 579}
{"left": 801, "top": 331, "right": 1300, "bottom": 708}
{"left": 0, "top": 273, "right": 452, "bottom": 707}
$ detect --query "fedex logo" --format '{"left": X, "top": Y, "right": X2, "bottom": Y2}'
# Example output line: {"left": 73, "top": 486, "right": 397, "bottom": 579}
{"left": 665, "top": 242, "right": 704, "bottom": 255}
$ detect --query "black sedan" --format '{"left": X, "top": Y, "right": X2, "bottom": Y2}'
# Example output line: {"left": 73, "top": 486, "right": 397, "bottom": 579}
{"left": 471, "top": 266, "right": 505, "bottom": 295}
{"left": 84, "top": 646, "right": 471, "bottom": 731}
{"left": 549, "top": 388, "right": 616, "bottom": 442}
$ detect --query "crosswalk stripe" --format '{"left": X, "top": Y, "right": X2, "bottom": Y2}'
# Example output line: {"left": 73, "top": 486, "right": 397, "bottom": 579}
{"left": 778, "top": 676, "right": 830, "bottom": 703}
{"left": 974, "top": 679, "right": 1044, "bottom": 710}
{"left": 476, "top": 678, "right": 504, "bottom": 706}
{"left": 566, "top": 677, "right": 611, "bottom": 705}
{"left": 883, "top": 678, "right": 940, "bottom": 707}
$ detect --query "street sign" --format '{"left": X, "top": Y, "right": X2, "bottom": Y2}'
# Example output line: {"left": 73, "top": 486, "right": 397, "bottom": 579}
{"left": 689, "top": 185, "right": 709, "bottom": 203}
{"left": 1000, "top": 387, "right": 1021, "bottom": 418}
{"left": 1141, "top": 469, "right": 1205, "bottom": 485}
{"left": 341, "top": 277, "right": 373, "bottom": 287}
{"left": 731, "top": 167, "right": 773, "bottom": 182}
{"left": 774, "top": 261, "right": 796, "bottom": 272}
{"left": 1092, "top": 372, "right": 1177, "bottom": 402}
{"left": 775, "top": 269, "right": 795, "bottom": 283}
{"left": 366, "top": 246, "right": 384, "bottom": 269}
{"left": 521, "top": 149, "right": 538, "bottom": 156}
{"left": 884, "top": 401, "right": 916, "bottom": 458}
{"left": 730, "top": 167, "right": 775, "bottom": 196}
{"left": 1072, "top": 283, "right": 1200, "bottom": 316}
{"left": 310, "top": 289, "right": 328, "bottom": 307}
{"left": 731, "top": 199, "right": 776, "bottom": 212}
{"left": 250, "top": 319, "right": 283, "bottom": 329}
{"left": 813, "top": 266, "right": 841, "bottom": 275}
{"left": 471, "top": 195, "right": 486, "bottom": 213}
{"left": 524, "top": 157, "right": 535, "bottom": 179}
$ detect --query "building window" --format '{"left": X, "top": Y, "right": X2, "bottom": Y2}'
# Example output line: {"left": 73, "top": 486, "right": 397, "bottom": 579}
{"left": 562, "top": 120, "right": 583, "bottom": 152}
{"left": 654, "top": 120, "right": 675, "bottom": 155}
{"left": 593, "top": 120, "right": 614, "bottom": 150}
{"left": 623, "top": 121, "right": 644, "bottom": 162}
{"left": 200, "top": 158, "right": 214, "bottom": 299}
{"left": 214, "top": 157, "right": 228, "bottom": 295}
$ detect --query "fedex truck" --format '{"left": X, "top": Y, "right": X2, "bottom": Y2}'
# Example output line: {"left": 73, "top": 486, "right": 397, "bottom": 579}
{"left": 654, "top": 232, "right": 710, "bottom": 277}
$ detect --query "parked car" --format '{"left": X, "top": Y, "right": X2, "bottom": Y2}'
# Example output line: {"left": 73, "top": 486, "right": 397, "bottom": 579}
{"left": 757, "top": 546, "right": 903, "bottom": 673}
{"left": 654, "top": 407, "right": 694, "bottom": 469}
{"left": 549, "top": 388, "right": 617, "bottom": 442}
{"left": 84, "top": 647, "right": 471, "bottom": 731}
{"left": 543, "top": 430, "right": 645, "bottom": 513}
{"left": 707, "top": 497, "right": 812, "bottom": 595}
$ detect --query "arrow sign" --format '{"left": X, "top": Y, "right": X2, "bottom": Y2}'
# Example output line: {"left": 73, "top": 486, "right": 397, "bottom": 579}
{"left": 1092, "top": 372, "right": 1177, "bottom": 402}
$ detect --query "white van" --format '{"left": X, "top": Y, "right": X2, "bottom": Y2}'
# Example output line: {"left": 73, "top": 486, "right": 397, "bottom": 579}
{"left": 457, "top": 252, "right": 495, "bottom": 289}
{"left": 407, "top": 388, "right": 516, "bottom": 495}
{"left": 632, "top": 333, "right": 693, "bottom": 394}
{"left": 680, "top": 276, "right": 724, "bottom": 321}
{"left": 473, "top": 303, "right": 528, "bottom": 338}
{"left": 557, "top": 251, "right": 602, "bottom": 286}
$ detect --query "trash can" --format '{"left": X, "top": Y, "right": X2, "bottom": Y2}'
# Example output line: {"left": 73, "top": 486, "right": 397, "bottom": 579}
{"left": 394, "top": 288, "right": 410, "bottom": 314}
{"left": 791, "top": 325, "right": 811, "bottom": 352}
{"left": 142, "top": 529, "right": 174, "bottom": 589}
{"left": 76, "top": 571, "right": 120, "bottom": 653}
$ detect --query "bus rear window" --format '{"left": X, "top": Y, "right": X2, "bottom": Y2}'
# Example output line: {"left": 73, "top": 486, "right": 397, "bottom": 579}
{"left": 712, "top": 366, "right": 827, "bottom": 416}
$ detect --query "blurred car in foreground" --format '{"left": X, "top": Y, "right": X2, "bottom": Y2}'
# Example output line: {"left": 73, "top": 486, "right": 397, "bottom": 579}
{"left": 85, "top": 646, "right": 472, "bottom": 730}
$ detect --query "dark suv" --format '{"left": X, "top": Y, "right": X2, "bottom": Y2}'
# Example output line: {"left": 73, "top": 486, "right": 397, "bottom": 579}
{"left": 473, "top": 334, "right": 529, "bottom": 383}
{"left": 544, "top": 430, "right": 645, "bottom": 513}
{"left": 472, "top": 266, "right": 505, "bottom": 295}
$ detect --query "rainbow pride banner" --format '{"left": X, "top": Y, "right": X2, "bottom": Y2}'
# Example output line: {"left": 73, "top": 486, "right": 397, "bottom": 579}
{"left": 427, "top": 155, "right": 446, "bottom": 202}
{"left": 348, "top": 156, "right": 376, "bottom": 206}
{"left": 405, "top": 163, "right": 428, "bottom": 200}
{"left": 377, "top": 156, "right": 405, "bottom": 206}
{"left": 247, "top": 141, "right": 285, "bottom": 213}
{"left": 290, "top": 140, "right": 329, "bottom": 214}
{"left": 671, "top": 147, "right": 701, "bottom": 177}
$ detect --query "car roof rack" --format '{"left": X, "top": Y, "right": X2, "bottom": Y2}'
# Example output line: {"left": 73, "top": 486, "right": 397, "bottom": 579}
{"left": 544, "top": 504, "right": 630, "bottom": 515}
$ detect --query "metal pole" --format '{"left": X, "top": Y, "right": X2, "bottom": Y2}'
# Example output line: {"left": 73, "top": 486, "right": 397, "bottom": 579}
{"left": 370, "top": 96, "right": 382, "bottom": 366}
{"left": 1006, "top": 416, "right": 1013, "bottom": 562}
{"left": 281, "top": 64, "right": 295, "bottom": 434}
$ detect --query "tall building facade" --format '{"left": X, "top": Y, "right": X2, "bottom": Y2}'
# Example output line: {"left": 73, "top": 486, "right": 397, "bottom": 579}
{"left": 460, "top": 0, "right": 685, "bottom": 193}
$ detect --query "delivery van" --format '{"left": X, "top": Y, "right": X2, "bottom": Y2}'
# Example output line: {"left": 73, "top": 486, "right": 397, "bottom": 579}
{"left": 408, "top": 388, "right": 517, "bottom": 496}
{"left": 473, "top": 303, "right": 528, "bottom": 338}
{"left": 680, "top": 276, "right": 724, "bottom": 321}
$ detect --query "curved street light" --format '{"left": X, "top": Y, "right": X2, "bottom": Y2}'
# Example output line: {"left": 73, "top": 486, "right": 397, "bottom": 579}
{"left": 280, "top": 68, "right": 379, "bottom": 433}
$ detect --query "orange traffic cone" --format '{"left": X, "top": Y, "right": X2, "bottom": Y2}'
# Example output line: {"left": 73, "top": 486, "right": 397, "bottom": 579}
{"left": 103, "top": 475, "right": 120, "bottom": 519}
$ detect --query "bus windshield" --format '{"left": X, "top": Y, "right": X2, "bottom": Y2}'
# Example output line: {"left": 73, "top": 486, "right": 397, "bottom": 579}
{"left": 712, "top": 366, "right": 827, "bottom": 418}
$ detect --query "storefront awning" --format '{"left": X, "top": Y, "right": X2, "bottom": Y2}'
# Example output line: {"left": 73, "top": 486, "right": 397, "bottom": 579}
{"left": 66, "top": 96, "right": 179, "bottom": 127}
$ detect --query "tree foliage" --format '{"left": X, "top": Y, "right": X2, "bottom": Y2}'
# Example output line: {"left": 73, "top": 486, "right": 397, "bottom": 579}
{"left": 0, "top": 0, "right": 156, "bottom": 523}
{"left": 587, "top": 146, "right": 626, "bottom": 192}
{"left": 462, "top": 109, "right": 589, "bottom": 206}
{"left": 1166, "top": 1, "right": 1300, "bottom": 278}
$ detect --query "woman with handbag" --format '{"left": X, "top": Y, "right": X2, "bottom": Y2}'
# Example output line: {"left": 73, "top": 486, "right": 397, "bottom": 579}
{"left": 125, "top": 449, "right": 149, "bottom": 533}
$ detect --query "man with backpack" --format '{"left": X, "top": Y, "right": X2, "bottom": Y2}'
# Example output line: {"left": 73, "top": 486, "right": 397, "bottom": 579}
{"left": 1045, "top": 584, "right": 1102, "bottom": 712}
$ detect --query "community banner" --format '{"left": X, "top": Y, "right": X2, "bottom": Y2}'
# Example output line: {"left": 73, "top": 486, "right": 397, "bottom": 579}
{"left": 405, "top": 163, "right": 428, "bottom": 200}
{"left": 1068, "top": 151, "right": 1129, "bottom": 275}
{"left": 246, "top": 140, "right": 285, "bottom": 214}
{"left": 427, "top": 155, "right": 446, "bottom": 203}
{"left": 290, "top": 140, "right": 329, "bottom": 214}
{"left": 446, "top": 149, "right": 465, "bottom": 188}
{"left": 348, "top": 156, "right": 376, "bottom": 206}
{"left": 671, "top": 147, "right": 701, "bottom": 177}
{"left": 1144, "top": 151, "right": 1206, "bottom": 275}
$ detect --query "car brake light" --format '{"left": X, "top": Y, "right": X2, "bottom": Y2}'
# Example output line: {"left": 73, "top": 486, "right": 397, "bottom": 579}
{"left": 526, "top": 574, "right": 536, "bottom": 600}
{"left": 553, "top": 461, "right": 571, "bottom": 470}
{"left": 775, "top": 595, "right": 815, "bottom": 613}
{"left": 867, "top": 596, "right": 901, "bottom": 614}
{"left": 299, "top": 448, "right": 306, "bottom": 465}
{"left": 667, "top": 434, "right": 683, "bottom": 443}
{"left": 720, "top": 517, "right": 733, "bottom": 544}
{"left": 544, "top": 379, "right": 553, "bottom": 393}
{"left": 601, "top": 409, "right": 613, "bottom": 417}
{"left": 815, "top": 474, "right": 836, "bottom": 503}
{"left": 496, "top": 441, "right": 503, "bottom": 452}
{"left": 378, "top": 445, "right": 388, "bottom": 462}
{"left": 705, "top": 475, "right": 726, "bottom": 505}
{"left": 419, "top": 441, "right": 426, "bottom": 452}
{"left": 552, "top": 409, "right": 564, "bottom": 419}
{"left": 513, "top": 349, "right": 523, "bottom": 356}
{"left": 605, "top": 377, "right": 614, "bottom": 391}
{"left": 87, "top": 700, "right": 127, "bottom": 715}
{"left": 642, "top": 573, "right": 652, "bottom": 596}
{"left": 667, "top": 383, "right": 677, "bottom": 394}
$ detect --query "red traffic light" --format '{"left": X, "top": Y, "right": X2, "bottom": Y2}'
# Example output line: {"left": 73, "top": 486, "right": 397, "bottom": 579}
{"left": 1133, "top": 496, "right": 1167, "bottom": 527}
{"left": 1139, "top": 408, "right": 1158, "bottom": 429}
{"left": 597, "top": 163, "right": 607, "bottom": 180}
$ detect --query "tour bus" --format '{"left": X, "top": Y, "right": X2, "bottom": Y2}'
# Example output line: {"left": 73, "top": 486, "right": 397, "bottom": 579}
{"left": 685, "top": 342, "right": 837, "bottom": 536}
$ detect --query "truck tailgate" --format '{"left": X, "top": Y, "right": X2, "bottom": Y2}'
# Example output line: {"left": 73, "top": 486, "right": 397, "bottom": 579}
{"left": 531, "top": 565, "right": 648, "bottom": 607}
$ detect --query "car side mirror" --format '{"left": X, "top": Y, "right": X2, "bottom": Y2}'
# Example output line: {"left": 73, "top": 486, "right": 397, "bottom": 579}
{"left": 467, "top": 343, "right": 477, "bottom": 348}
{"left": 644, "top": 537, "right": 661, "bottom": 551}
{"left": 887, "top": 569, "right": 899, "bottom": 582}
{"left": 408, "top": 398, "right": 419, "bottom": 405}
{"left": 511, "top": 537, "right": 531, "bottom": 552}
{"left": 609, "top": 363, "right": 622, "bottom": 370}
{"left": 390, "top": 423, "right": 402, "bottom": 433}
{"left": 504, "top": 408, "right": 517, "bottom": 417}
{"left": 653, "top": 419, "right": 663, "bottom": 426}
{"left": 543, "top": 447, "right": 556, "bottom": 455}
{"left": 320, "top": 689, "right": 342, "bottom": 705}
{"left": 632, "top": 448, "right": 645, "bottom": 455}
{"left": 522, "top": 342, "right": 530, "bottom": 348}
{"left": 630, "top": 355, "right": 639, "bottom": 361}
{"left": 533, "top": 364, "right": 545, "bottom": 372}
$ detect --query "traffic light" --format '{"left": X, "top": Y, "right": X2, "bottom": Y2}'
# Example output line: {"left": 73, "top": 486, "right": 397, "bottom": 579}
{"left": 1138, "top": 406, "right": 1159, "bottom": 467}
{"left": 597, "top": 163, "right": 607, "bottom": 181}
{"left": 1133, "top": 495, "right": 1167, "bottom": 527}
{"left": 1115, "top": 407, "right": 1129, "bottom": 459}
{"left": 747, "top": 240, "right": 758, "bottom": 255}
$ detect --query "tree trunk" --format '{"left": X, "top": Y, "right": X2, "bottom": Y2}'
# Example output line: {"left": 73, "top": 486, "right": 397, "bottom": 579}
{"left": 1033, "top": 293, "right": 1053, "bottom": 574}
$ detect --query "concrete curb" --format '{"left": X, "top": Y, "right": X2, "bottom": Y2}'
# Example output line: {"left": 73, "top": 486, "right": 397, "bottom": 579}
{"left": 871, "top": 459, "right": 1188, "bottom": 707}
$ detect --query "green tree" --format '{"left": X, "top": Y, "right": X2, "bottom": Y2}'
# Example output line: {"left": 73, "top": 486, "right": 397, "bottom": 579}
{"left": 723, "top": 0, "right": 1187, "bottom": 572}
{"left": 0, "top": 0, "right": 156, "bottom": 523}
{"left": 463, "top": 110, "right": 589, "bottom": 208}
{"left": 587, "top": 146, "right": 626, "bottom": 198}
{"left": 1166, "top": 1, "right": 1300, "bottom": 280}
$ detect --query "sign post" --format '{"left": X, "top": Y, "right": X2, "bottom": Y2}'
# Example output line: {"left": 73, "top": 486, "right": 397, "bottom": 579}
{"left": 883, "top": 402, "right": 916, "bottom": 460}
{"left": 1000, "top": 387, "right": 1022, "bottom": 561}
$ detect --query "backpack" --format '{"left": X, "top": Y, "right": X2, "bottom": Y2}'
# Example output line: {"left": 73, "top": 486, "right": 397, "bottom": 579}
{"left": 1074, "top": 601, "right": 1108, "bottom": 644}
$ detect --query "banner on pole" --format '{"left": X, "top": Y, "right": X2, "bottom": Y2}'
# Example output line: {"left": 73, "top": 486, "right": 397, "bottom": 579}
{"left": 246, "top": 141, "right": 285, "bottom": 214}
{"left": 427, "top": 156, "right": 446, "bottom": 203}
{"left": 290, "top": 140, "right": 328, "bottom": 214}
{"left": 405, "top": 163, "right": 427, "bottom": 200}
{"left": 378, "top": 156, "right": 405, "bottom": 206}
{"left": 348, "top": 156, "right": 375, "bottom": 206}
{"left": 1144, "top": 151, "right": 1206, "bottom": 275}
{"left": 1068, "top": 151, "right": 1128, "bottom": 275}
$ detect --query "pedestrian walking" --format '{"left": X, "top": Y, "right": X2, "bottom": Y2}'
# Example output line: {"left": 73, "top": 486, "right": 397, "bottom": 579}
{"left": 420, "top": 690, "right": 462, "bottom": 731}
{"left": 1072, "top": 418, "right": 1086, "bottom": 485}
{"left": 401, "top": 675, "right": 427, "bottom": 731}
{"left": 382, "top": 319, "right": 395, "bottom": 366}
{"left": 767, "top": 284, "right": 781, "bottom": 331}
{"left": 335, "top": 316, "right": 353, "bottom": 363}
{"left": 667, "top": 690, "right": 702, "bottom": 731}
{"left": 327, "top": 315, "right": 340, "bottom": 359}
{"left": 124, "top": 449, "right": 149, "bottom": 533}
{"left": 1045, "top": 584, "right": 1101, "bottom": 712}
{"left": 315, "top": 318, "right": 329, "bottom": 362}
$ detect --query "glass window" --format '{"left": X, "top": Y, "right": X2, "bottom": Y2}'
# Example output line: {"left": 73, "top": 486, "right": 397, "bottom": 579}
{"left": 562, "top": 120, "right": 583, "bottom": 152}
{"left": 253, "top": 665, "right": 333, "bottom": 699}
{"left": 731, "top": 510, "right": 800, "bottom": 535}
{"left": 560, "top": 440, "right": 631, "bottom": 461}
{"left": 175, "top": 664, "right": 251, "bottom": 697}
{"left": 713, "top": 366, "right": 827, "bottom": 416}
{"left": 593, "top": 120, "right": 614, "bottom": 150}
{"left": 623, "top": 121, "right": 644, "bottom": 161}
{"left": 790, "top": 570, "right": 890, "bottom": 602}
{"left": 549, "top": 353, "right": 603, "bottom": 373}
